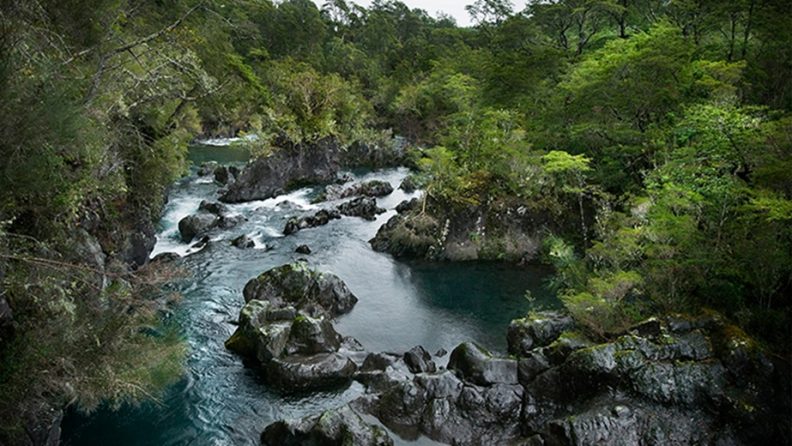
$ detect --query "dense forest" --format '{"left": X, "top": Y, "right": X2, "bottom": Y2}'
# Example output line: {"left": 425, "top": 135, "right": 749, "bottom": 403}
{"left": 0, "top": 0, "right": 790, "bottom": 444}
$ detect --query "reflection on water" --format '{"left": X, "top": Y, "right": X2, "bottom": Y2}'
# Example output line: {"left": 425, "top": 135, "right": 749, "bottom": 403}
{"left": 61, "top": 145, "right": 558, "bottom": 446}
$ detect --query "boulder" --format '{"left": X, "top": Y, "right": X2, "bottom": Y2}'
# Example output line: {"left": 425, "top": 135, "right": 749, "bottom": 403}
{"left": 231, "top": 234, "right": 255, "bottom": 249}
{"left": 340, "top": 139, "right": 408, "bottom": 168}
{"left": 225, "top": 300, "right": 294, "bottom": 362}
{"left": 371, "top": 371, "right": 523, "bottom": 445}
{"left": 317, "top": 180, "right": 394, "bottom": 203}
{"left": 221, "top": 136, "right": 341, "bottom": 203}
{"left": 261, "top": 405, "right": 394, "bottom": 446}
{"left": 447, "top": 342, "right": 518, "bottom": 386}
{"left": 265, "top": 353, "right": 357, "bottom": 390}
{"left": 395, "top": 198, "right": 419, "bottom": 214}
{"left": 242, "top": 262, "right": 358, "bottom": 318}
{"left": 369, "top": 213, "right": 439, "bottom": 258}
{"left": 198, "top": 200, "right": 229, "bottom": 216}
{"left": 285, "top": 314, "right": 343, "bottom": 356}
{"left": 337, "top": 197, "right": 385, "bottom": 221}
{"left": 398, "top": 175, "right": 420, "bottom": 193}
{"left": 507, "top": 311, "right": 575, "bottom": 356}
{"left": 295, "top": 245, "right": 312, "bottom": 255}
{"left": 213, "top": 165, "right": 235, "bottom": 185}
{"left": 178, "top": 213, "right": 219, "bottom": 243}
{"left": 403, "top": 346, "right": 436, "bottom": 374}
{"left": 197, "top": 161, "right": 219, "bottom": 176}
{"left": 283, "top": 209, "right": 341, "bottom": 235}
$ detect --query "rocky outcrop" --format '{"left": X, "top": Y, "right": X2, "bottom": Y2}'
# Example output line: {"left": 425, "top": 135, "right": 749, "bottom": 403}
{"left": 231, "top": 234, "right": 255, "bottom": 249}
{"left": 507, "top": 311, "right": 575, "bottom": 356}
{"left": 213, "top": 165, "right": 240, "bottom": 186}
{"left": 340, "top": 138, "right": 409, "bottom": 169}
{"left": 241, "top": 262, "right": 358, "bottom": 317}
{"left": 518, "top": 313, "right": 791, "bottom": 445}
{"left": 221, "top": 137, "right": 342, "bottom": 203}
{"left": 226, "top": 263, "right": 361, "bottom": 391}
{"left": 283, "top": 209, "right": 341, "bottom": 236}
{"left": 370, "top": 198, "right": 554, "bottom": 262}
{"left": 259, "top": 308, "right": 790, "bottom": 446}
{"left": 261, "top": 405, "right": 394, "bottom": 446}
{"left": 178, "top": 200, "right": 245, "bottom": 242}
{"left": 282, "top": 197, "right": 384, "bottom": 236}
{"left": 318, "top": 180, "right": 394, "bottom": 202}
{"left": 337, "top": 197, "right": 385, "bottom": 221}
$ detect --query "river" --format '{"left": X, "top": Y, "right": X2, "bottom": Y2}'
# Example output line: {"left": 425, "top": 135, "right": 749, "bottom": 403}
{"left": 61, "top": 144, "right": 558, "bottom": 445}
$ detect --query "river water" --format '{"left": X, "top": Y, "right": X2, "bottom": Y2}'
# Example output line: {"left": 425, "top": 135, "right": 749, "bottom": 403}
{"left": 62, "top": 144, "right": 557, "bottom": 445}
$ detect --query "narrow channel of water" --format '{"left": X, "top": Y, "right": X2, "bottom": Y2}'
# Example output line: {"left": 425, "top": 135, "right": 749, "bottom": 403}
{"left": 62, "top": 144, "right": 558, "bottom": 445}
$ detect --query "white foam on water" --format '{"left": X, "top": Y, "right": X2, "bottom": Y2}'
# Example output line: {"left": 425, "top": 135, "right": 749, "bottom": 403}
{"left": 196, "top": 134, "right": 259, "bottom": 147}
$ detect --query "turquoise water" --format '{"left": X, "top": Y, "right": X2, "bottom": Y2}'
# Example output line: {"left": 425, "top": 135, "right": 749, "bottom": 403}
{"left": 61, "top": 145, "right": 557, "bottom": 445}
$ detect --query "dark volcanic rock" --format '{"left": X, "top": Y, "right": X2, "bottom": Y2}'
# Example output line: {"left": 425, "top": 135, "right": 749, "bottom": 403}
{"left": 242, "top": 262, "right": 358, "bottom": 318}
{"left": 231, "top": 234, "right": 255, "bottom": 249}
{"left": 507, "top": 311, "right": 575, "bottom": 356}
{"left": 285, "top": 314, "right": 343, "bottom": 356}
{"left": 337, "top": 197, "right": 385, "bottom": 221}
{"left": 370, "top": 199, "right": 551, "bottom": 262}
{"left": 178, "top": 213, "right": 219, "bottom": 243}
{"left": 371, "top": 371, "right": 524, "bottom": 445}
{"left": 221, "top": 137, "right": 341, "bottom": 203}
{"left": 295, "top": 245, "right": 312, "bottom": 255}
{"left": 265, "top": 353, "right": 357, "bottom": 390}
{"left": 198, "top": 200, "right": 229, "bottom": 216}
{"left": 283, "top": 209, "right": 341, "bottom": 235}
{"left": 447, "top": 342, "right": 518, "bottom": 386}
{"left": 403, "top": 346, "right": 436, "bottom": 374}
{"left": 340, "top": 138, "right": 408, "bottom": 168}
{"left": 321, "top": 180, "right": 395, "bottom": 202}
{"left": 261, "top": 405, "right": 394, "bottom": 446}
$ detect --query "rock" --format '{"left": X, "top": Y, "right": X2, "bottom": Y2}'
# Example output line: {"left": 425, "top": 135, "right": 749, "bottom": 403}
{"left": 435, "top": 348, "right": 448, "bottom": 357}
{"left": 178, "top": 213, "right": 219, "bottom": 243}
{"left": 369, "top": 213, "right": 439, "bottom": 258}
{"left": 285, "top": 314, "right": 343, "bottom": 355}
{"left": 395, "top": 198, "right": 419, "bottom": 214}
{"left": 371, "top": 371, "right": 523, "bottom": 445}
{"left": 231, "top": 234, "right": 255, "bottom": 249}
{"left": 399, "top": 175, "right": 420, "bottom": 193}
{"left": 283, "top": 209, "right": 341, "bottom": 235}
{"left": 370, "top": 199, "right": 551, "bottom": 262}
{"left": 242, "top": 262, "right": 358, "bottom": 318}
{"left": 539, "top": 394, "right": 717, "bottom": 446}
{"left": 356, "top": 352, "right": 415, "bottom": 393}
{"left": 265, "top": 353, "right": 357, "bottom": 390}
{"left": 447, "top": 342, "right": 518, "bottom": 386}
{"left": 225, "top": 300, "right": 294, "bottom": 362}
{"left": 213, "top": 165, "right": 234, "bottom": 185}
{"left": 317, "top": 180, "right": 394, "bottom": 203}
{"left": 337, "top": 197, "right": 385, "bottom": 221}
{"left": 198, "top": 200, "right": 229, "bottom": 216}
{"left": 340, "top": 139, "right": 408, "bottom": 168}
{"left": 197, "top": 161, "right": 219, "bottom": 176}
{"left": 507, "top": 311, "right": 575, "bottom": 356}
{"left": 221, "top": 136, "right": 341, "bottom": 203}
{"left": 295, "top": 245, "right": 312, "bottom": 255}
{"left": 261, "top": 405, "right": 394, "bottom": 446}
{"left": 403, "top": 346, "right": 436, "bottom": 374}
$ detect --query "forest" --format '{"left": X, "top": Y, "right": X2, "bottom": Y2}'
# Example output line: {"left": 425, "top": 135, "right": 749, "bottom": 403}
{"left": 0, "top": 0, "right": 790, "bottom": 444}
